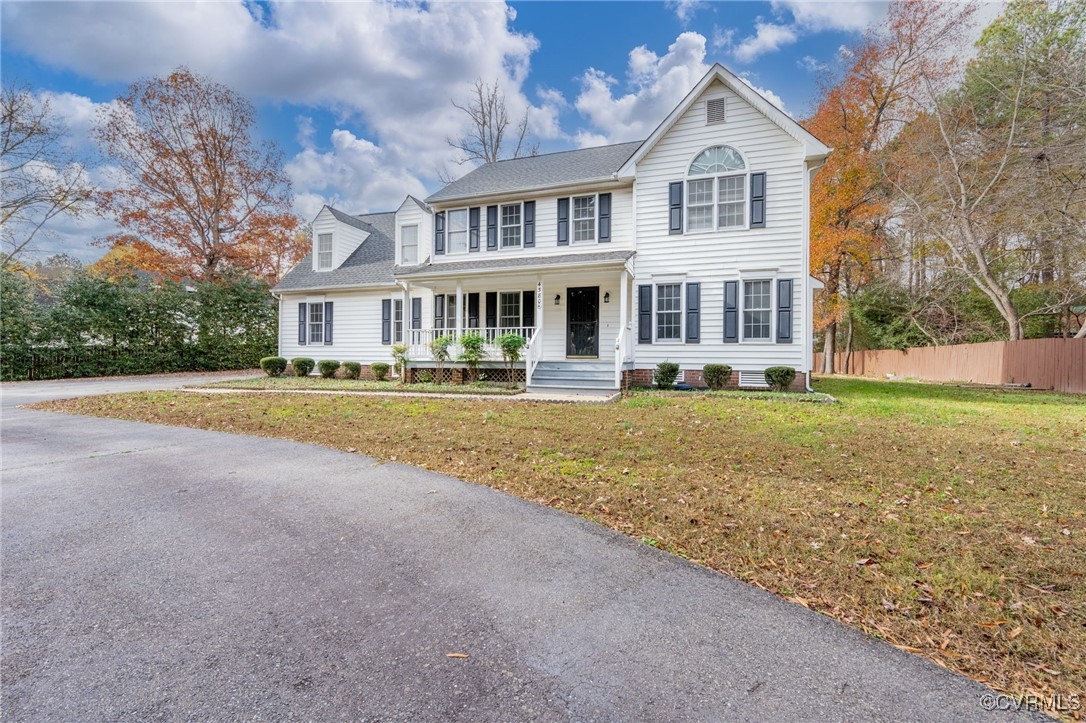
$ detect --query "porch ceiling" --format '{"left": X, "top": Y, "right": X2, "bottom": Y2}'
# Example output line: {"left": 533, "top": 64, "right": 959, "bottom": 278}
{"left": 394, "top": 250, "right": 634, "bottom": 281}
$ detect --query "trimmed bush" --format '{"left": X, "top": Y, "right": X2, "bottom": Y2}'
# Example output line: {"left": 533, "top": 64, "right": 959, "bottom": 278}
{"left": 260, "top": 356, "right": 288, "bottom": 377}
{"left": 702, "top": 363, "right": 732, "bottom": 391}
{"left": 764, "top": 366, "right": 797, "bottom": 391}
{"left": 653, "top": 361, "right": 681, "bottom": 389}
{"left": 341, "top": 361, "right": 361, "bottom": 379}
{"left": 391, "top": 343, "right": 409, "bottom": 383}
{"left": 291, "top": 357, "right": 315, "bottom": 377}
{"left": 371, "top": 362, "right": 390, "bottom": 381}
{"left": 458, "top": 332, "right": 486, "bottom": 382}
{"left": 317, "top": 359, "right": 340, "bottom": 378}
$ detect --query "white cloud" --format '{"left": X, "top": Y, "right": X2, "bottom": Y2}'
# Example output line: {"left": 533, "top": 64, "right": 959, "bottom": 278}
{"left": 736, "top": 75, "right": 789, "bottom": 115}
{"left": 797, "top": 55, "right": 828, "bottom": 73}
{"left": 770, "top": 0, "right": 886, "bottom": 32}
{"left": 666, "top": 0, "right": 709, "bottom": 24}
{"left": 711, "top": 26, "right": 736, "bottom": 51}
{"left": 573, "top": 32, "right": 709, "bottom": 143}
{"left": 295, "top": 116, "right": 315, "bottom": 149}
{"left": 732, "top": 21, "right": 798, "bottom": 63}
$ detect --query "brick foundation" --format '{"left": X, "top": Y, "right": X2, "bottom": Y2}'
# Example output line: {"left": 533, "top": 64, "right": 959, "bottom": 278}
{"left": 623, "top": 368, "right": 809, "bottom": 392}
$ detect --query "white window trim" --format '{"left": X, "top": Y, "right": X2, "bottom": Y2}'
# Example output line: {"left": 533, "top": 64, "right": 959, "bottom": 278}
{"left": 446, "top": 208, "right": 470, "bottom": 256}
{"left": 571, "top": 193, "right": 599, "bottom": 245}
{"left": 307, "top": 301, "right": 325, "bottom": 345}
{"left": 739, "top": 277, "right": 775, "bottom": 343}
{"left": 684, "top": 172, "right": 749, "bottom": 234}
{"left": 316, "top": 233, "right": 334, "bottom": 271}
{"left": 499, "top": 202, "right": 523, "bottom": 250}
{"left": 393, "top": 298, "right": 404, "bottom": 343}
{"left": 399, "top": 224, "right": 419, "bottom": 266}
{"left": 497, "top": 289, "right": 526, "bottom": 329}
{"left": 653, "top": 282, "right": 685, "bottom": 343}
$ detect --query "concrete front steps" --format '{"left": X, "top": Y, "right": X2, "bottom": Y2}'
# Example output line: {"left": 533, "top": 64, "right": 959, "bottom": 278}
{"left": 527, "top": 360, "right": 618, "bottom": 396}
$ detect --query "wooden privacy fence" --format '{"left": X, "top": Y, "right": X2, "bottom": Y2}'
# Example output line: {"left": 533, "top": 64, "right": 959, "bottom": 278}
{"left": 814, "top": 338, "right": 1086, "bottom": 394}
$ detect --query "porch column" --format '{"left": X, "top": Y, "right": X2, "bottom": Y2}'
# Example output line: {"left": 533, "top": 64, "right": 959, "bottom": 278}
{"left": 536, "top": 276, "right": 544, "bottom": 338}
{"left": 619, "top": 270, "right": 629, "bottom": 358}
{"left": 401, "top": 282, "right": 411, "bottom": 349}
{"left": 455, "top": 282, "right": 464, "bottom": 339}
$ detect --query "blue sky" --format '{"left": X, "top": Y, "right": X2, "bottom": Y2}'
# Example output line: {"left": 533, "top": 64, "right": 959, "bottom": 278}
{"left": 0, "top": 1, "right": 1001, "bottom": 262}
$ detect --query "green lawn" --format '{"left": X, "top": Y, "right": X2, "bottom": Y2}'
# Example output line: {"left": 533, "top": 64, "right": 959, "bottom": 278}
{"left": 201, "top": 376, "right": 523, "bottom": 395}
{"left": 37, "top": 377, "right": 1085, "bottom": 701}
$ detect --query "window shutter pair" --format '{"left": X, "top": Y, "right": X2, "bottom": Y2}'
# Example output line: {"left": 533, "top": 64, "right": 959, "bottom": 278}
{"left": 486, "top": 206, "right": 498, "bottom": 250}
{"left": 298, "top": 302, "right": 333, "bottom": 345}
{"left": 598, "top": 193, "right": 611, "bottom": 243}
{"left": 524, "top": 201, "right": 536, "bottom": 247}
{"left": 556, "top": 198, "right": 569, "bottom": 246}
{"left": 434, "top": 212, "right": 445, "bottom": 255}
{"left": 637, "top": 285, "right": 652, "bottom": 344}
{"left": 469, "top": 208, "right": 480, "bottom": 252}
{"left": 381, "top": 299, "right": 392, "bottom": 345}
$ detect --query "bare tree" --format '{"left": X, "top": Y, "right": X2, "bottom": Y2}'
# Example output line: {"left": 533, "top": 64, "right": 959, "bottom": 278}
{"left": 1, "top": 85, "right": 90, "bottom": 268}
{"left": 445, "top": 79, "right": 536, "bottom": 169}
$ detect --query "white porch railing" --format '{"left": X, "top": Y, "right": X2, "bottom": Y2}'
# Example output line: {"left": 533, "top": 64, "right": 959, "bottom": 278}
{"left": 407, "top": 327, "right": 536, "bottom": 362}
{"left": 525, "top": 327, "right": 542, "bottom": 386}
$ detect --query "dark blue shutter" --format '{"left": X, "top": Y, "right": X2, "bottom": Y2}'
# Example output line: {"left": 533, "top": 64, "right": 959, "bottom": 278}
{"left": 485, "top": 291, "right": 497, "bottom": 330}
{"left": 668, "top": 182, "right": 683, "bottom": 235}
{"left": 750, "top": 172, "right": 766, "bottom": 228}
{"left": 523, "top": 201, "right": 535, "bottom": 247}
{"left": 557, "top": 198, "right": 569, "bottom": 246}
{"left": 411, "top": 297, "right": 422, "bottom": 330}
{"left": 724, "top": 281, "right": 739, "bottom": 343}
{"left": 381, "top": 299, "right": 391, "bottom": 345}
{"left": 298, "top": 302, "right": 307, "bottom": 345}
{"left": 638, "top": 285, "right": 652, "bottom": 344}
{"left": 468, "top": 207, "right": 480, "bottom": 252}
{"left": 522, "top": 290, "right": 535, "bottom": 329}
{"left": 434, "top": 295, "right": 445, "bottom": 329}
{"left": 434, "top": 212, "right": 445, "bottom": 255}
{"left": 776, "top": 278, "right": 793, "bottom": 343}
{"left": 685, "top": 283, "right": 700, "bottom": 343}
{"left": 324, "top": 302, "right": 333, "bottom": 345}
{"left": 598, "top": 193, "right": 611, "bottom": 243}
{"left": 485, "top": 205, "right": 498, "bottom": 250}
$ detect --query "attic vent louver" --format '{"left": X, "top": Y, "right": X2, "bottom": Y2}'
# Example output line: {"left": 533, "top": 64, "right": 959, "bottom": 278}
{"left": 706, "top": 98, "right": 727, "bottom": 125}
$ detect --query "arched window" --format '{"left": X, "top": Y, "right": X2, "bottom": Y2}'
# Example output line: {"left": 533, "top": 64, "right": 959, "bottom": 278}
{"left": 685, "top": 146, "right": 747, "bottom": 231}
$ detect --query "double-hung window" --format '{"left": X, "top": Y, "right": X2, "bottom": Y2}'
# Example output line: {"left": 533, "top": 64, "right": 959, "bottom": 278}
{"left": 572, "top": 195, "right": 596, "bottom": 243}
{"left": 743, "top": 280, "right": 772, "bottom": 341}
{"left": 317, "top": 233, "right": 333, "bottom": 269}
{"left": 500, "top": 204, "right": 522, "bottom": 248}
{"left": 309, "top": 302, "right": 324, "bottom": 344}
{"left": 401, "top": 225, "right": 418, "bottom": 264}
{"left": 686, "top": 145, "right": 747, "bottom": 232}
{"left": 447, "top": 209, "right": 468, "bottom": 254}
{"left": 499, "top": 291, "right": 522, "bottom": 330}
{"left": 393, "top": 299, "right": 404, "bottom": 343}
{"left": 656, "top": 284, "right": 681, "bottom": 341}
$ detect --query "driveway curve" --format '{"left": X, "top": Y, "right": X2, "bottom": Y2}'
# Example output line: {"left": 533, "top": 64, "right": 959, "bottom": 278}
{"left": 1, "top": 375, "right": 1030, "bottom": 720}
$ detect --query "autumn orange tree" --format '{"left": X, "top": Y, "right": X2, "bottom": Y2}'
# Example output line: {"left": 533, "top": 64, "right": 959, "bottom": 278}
{"left": 94, "top": 68, "right": 303, "bottom": 284}
{"left": 808, "top": 0, "right": 976, "bottom": 371}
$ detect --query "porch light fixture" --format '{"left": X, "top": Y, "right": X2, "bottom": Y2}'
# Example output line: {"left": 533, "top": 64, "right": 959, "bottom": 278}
{"left": 554, "top": 294, "right": 561, "bottom": 305}
{"left": 604, "top": 292, "right": 610, "bottom": 303}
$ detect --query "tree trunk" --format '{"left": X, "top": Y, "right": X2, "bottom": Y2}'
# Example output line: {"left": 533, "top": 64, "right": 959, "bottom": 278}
{"left": 821, "top": 321, "right": 837, "bottom": 374}
{"left": 844, "top": 312, "right": 855, "bottom": 375}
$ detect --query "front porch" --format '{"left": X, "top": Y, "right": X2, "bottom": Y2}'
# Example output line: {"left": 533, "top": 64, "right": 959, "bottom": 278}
{"left": 395, "top": 255, "right": 635, "bottom": 390}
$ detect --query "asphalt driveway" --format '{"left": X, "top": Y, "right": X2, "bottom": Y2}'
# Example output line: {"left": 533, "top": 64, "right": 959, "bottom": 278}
{"left": 1, "top": 375, "right": 1027, "bottom": 720}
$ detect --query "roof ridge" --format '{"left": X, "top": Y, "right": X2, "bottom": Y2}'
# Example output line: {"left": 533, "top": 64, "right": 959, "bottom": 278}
{"left": 483, "top": 139, "right": 643, "bottom": 166}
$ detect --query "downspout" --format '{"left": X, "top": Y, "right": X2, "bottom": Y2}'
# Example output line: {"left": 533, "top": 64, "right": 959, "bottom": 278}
{"left": 803, "top": 157, "right": 828, "bottom": 392}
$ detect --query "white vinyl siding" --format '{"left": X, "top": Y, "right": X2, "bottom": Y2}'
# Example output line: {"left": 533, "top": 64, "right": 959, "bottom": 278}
{"left": 656, "top": 284, "right": 681, "bottom": 340}
{"left": 633, "top": 79, "right": 808, "bottom": 373}
{"left": 743, "top": 280, "right": 771, "bottom": 341}
{"left": 317, "top": 234, "right": 333, "bottom": 270}
{"left": 572, "top": 195, "right": 596, "bottom": 243}
{"left": 447, "top": 209, "right": 468, "bottom": 255}
{"left": 401, "top": 225, "right": 418, "bottom": 265}
{"left": 501, "top": 204, "right": 522, "bottom": 248}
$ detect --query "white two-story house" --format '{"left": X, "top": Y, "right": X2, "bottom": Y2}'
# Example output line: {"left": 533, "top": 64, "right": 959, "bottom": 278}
{"left": 272, "top": 64, "right": 830, "bottom": 393}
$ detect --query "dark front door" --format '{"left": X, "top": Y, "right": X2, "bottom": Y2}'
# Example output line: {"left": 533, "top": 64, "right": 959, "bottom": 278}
{"left": 566, "top": 286, "right": 599, "bottom": 358}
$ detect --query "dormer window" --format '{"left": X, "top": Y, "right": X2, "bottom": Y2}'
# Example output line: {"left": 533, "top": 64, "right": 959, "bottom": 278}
{"left": 316, "top": 233, "right": 333, "bottom": 269}
{"left": 401, "top": 224, "right": 419, "bottom": 265}
{"left": 687, "top": 145, "right": 747, "bottom": 232}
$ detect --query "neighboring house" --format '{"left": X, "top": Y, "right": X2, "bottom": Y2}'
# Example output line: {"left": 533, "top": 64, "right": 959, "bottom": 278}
{"left": 272, "top": 64, "right": 830, "bottom": 393}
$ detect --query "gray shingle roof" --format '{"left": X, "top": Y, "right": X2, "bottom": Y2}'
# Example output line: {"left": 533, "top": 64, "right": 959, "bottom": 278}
{"left": 426, "top": 141, "right": 643, "bottom": 204}
{"left": 272, "top": 209, "right": 397, "bottom": 293}
{"left": 395, "top": 250, "right": 635, "bottom": 278}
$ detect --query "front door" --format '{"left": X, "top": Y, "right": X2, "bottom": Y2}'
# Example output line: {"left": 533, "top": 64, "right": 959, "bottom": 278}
{"left": 566, "top": 286, "right": 599, "bottom": 358}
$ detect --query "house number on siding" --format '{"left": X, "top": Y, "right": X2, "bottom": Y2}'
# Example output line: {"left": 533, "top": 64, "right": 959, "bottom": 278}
{"left": 536, "top": 282, "right": 542, "bottom": 312}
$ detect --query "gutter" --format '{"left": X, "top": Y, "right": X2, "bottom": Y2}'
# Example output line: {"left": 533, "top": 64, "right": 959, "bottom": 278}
{"left": 393, "top": 254, "right": 635, "bottom": 282}
{"left": 427, "top": 176, "right": 631, "bottom": 207}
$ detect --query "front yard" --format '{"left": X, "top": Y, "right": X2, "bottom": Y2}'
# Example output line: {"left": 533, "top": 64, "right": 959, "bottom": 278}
{"left": 201, "top": 376, "right": 523, "bottom": 395}
{"left": 36, "top": 378, "right": 1085, "bottom": 702}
